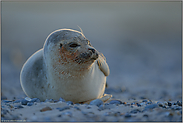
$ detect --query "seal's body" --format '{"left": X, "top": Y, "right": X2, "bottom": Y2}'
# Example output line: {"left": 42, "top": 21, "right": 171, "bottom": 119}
{"left": 20, "top": 29, "right": 111, "bottom": 103}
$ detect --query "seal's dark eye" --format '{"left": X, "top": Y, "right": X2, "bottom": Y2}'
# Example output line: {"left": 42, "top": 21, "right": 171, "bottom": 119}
{"left": 60, "top": 43, "right": 62, "bottom": 48}
{"left": 69, "top": 43, "right": 80, "bottom": 48}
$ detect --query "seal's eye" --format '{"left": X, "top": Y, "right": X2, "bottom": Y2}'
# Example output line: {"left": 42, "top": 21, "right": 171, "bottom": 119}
{"left": 69, "top": 43, "right": 80, "bottom": 48}
{"left": 60, "top": 43, "right": 62, "bottom": 48}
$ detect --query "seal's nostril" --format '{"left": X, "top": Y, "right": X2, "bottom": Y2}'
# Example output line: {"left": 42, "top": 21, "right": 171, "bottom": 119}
{"left": 96, "top": 52, "right": 98, "bottom": 57}
{"left": 88, "top": 48, "right": 95, "bottom": 53}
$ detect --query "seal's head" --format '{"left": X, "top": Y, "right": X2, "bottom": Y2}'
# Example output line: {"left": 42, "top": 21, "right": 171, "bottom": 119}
{"left": 43, "top": 29, "right": 98, "bottom": 70}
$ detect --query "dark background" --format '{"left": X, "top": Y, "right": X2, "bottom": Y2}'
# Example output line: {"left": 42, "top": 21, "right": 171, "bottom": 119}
{"left": 1, "top": 2, "right": 182, "bottom": 101}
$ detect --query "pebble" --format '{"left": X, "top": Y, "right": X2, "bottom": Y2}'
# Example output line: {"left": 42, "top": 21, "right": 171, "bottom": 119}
{"left": 40, "top": 106, "right": 52, "bottom": 112}
{"left": 142, "top": 99, "right": 148, "bottom": 102}
{"left": 45, "top": 99, "right": 54, "bottom": 103}
{"left": 66, "top": 101, "right": 74, "bottom": 105}
{"left": 98, "top": 105, "right": 105, "bottom": 111}
{"left": 130, "top": 109, "right": 141, "bottom": 114}
{"left": 136, "top": 103, "right": 141, "bottom": 107}
{"left": 124, "top": 103, "right": 131, "bottom": 106}
{"left": 162, "top": 106, "right": 167, "bottom": 109}
{"left": 30, "top": 98, "right": 40, "bottom": 103}
{"left": 157, "top": 102, "right": 164, "bottom": 107}
{"left": 85, "top": 105, "right": 92, "bottom": 109}
{"left": 5, "top": 104, "right": 13, "bottom": 108}
{"left": 21, "top": 99, "right": 29, "bottom": 105}
{"left": 104, "top": 104, "right": 116, "bottom": 110}
{"left": 27, "top": 102, "right": 34, "bottom": 106}
{"left": 144, "top": 104, "right": 158, "bottom": 110}
{"left": 89, "top": 99, "right": 103, "bottom": 107}
{"left": 59, "top": 97, "right": 66, "bottom": 102}
{"left": 146, "top": 101, "right": 152, "bottom": 104}
{"left": 54, "top": 100, "right": 59, "bottom": 103}
{"left": 143, "top": 114, "right": 148, "bottom": 117}
{"left": 98, "top": 104, "right": 116, "bottom": 111}
{"left": 158, "top": 103, "right": 163, "bottom": 107}
{"left": 124, "top": 113, "right": 132, "bottom": 118}
{"left": 171, "top": 105, "right": 182, "bottom": 110}
{"left": 2, "top": 100, "right": 13, "bottom": 103}
{"left": 14, "top": 105, "right": 24, "bottom": 109}
{"left": 168, "top": 102, "right": 172, "bottom": 106}
{"left": 177, "top": 101, "right": 182, "bottom": 106}
{"left": 73, "top": 106, "right": 80, "bottom": 111}
{"left": 122, "top": 102, "right": 127, "bottom": 104}
{"left": 164, "top": 102, "right": 168, "bottom": 106}
{"left": 1, "top": 109, "right": 9, "bottom": 115}
{"left": 109, "top": 100, "right": 122, "bottom": 105}
{"left": 57, "top": 106, "right": 70, "bottom": 111}
{"left": 165, "top": 112, "right": 174, "bottom": 117}
{"left": 140, "top": 102, "right": 146, "bottom": 105}
{"left": 13, "top": 100, "right": 22, "bottom": 103}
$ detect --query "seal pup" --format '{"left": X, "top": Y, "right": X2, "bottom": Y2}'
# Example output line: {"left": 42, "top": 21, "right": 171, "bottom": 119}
{"left": 20, "top": 28, "right": 112, "bottom": 103}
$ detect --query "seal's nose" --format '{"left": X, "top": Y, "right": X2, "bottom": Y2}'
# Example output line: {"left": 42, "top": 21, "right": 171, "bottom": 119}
{"left": 88, "top": 48, "right": 95, "bottom": 53}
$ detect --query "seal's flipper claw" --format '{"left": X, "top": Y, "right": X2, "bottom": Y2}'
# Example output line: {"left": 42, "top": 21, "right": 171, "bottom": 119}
{"left": 100, "top": 94, "right": 112, "bottom": 103}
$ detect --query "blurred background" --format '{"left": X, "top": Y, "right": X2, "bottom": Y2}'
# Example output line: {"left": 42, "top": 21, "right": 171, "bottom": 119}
{"left": 1, "top": 2, "right": 182, "bottom": 101}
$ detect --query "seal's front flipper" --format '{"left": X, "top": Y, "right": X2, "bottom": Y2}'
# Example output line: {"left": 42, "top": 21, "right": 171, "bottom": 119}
{"left": 82, "top": 94, "right": 112, "bottom": 104}
{"left": 99, "top": 94, "right": 112, "bottom": 103}
{"left": 97, "top": 53, "right": 110, "bottom": 76}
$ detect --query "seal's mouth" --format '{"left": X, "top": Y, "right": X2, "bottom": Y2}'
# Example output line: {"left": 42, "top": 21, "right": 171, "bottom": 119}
{"left": 75, "top": 48, "right": 98, "bottom": 64}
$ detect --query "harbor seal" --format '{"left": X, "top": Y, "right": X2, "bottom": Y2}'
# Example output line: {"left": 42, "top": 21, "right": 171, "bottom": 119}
{"left": 20, "top": 28, "right": 112, "bottom": 103}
